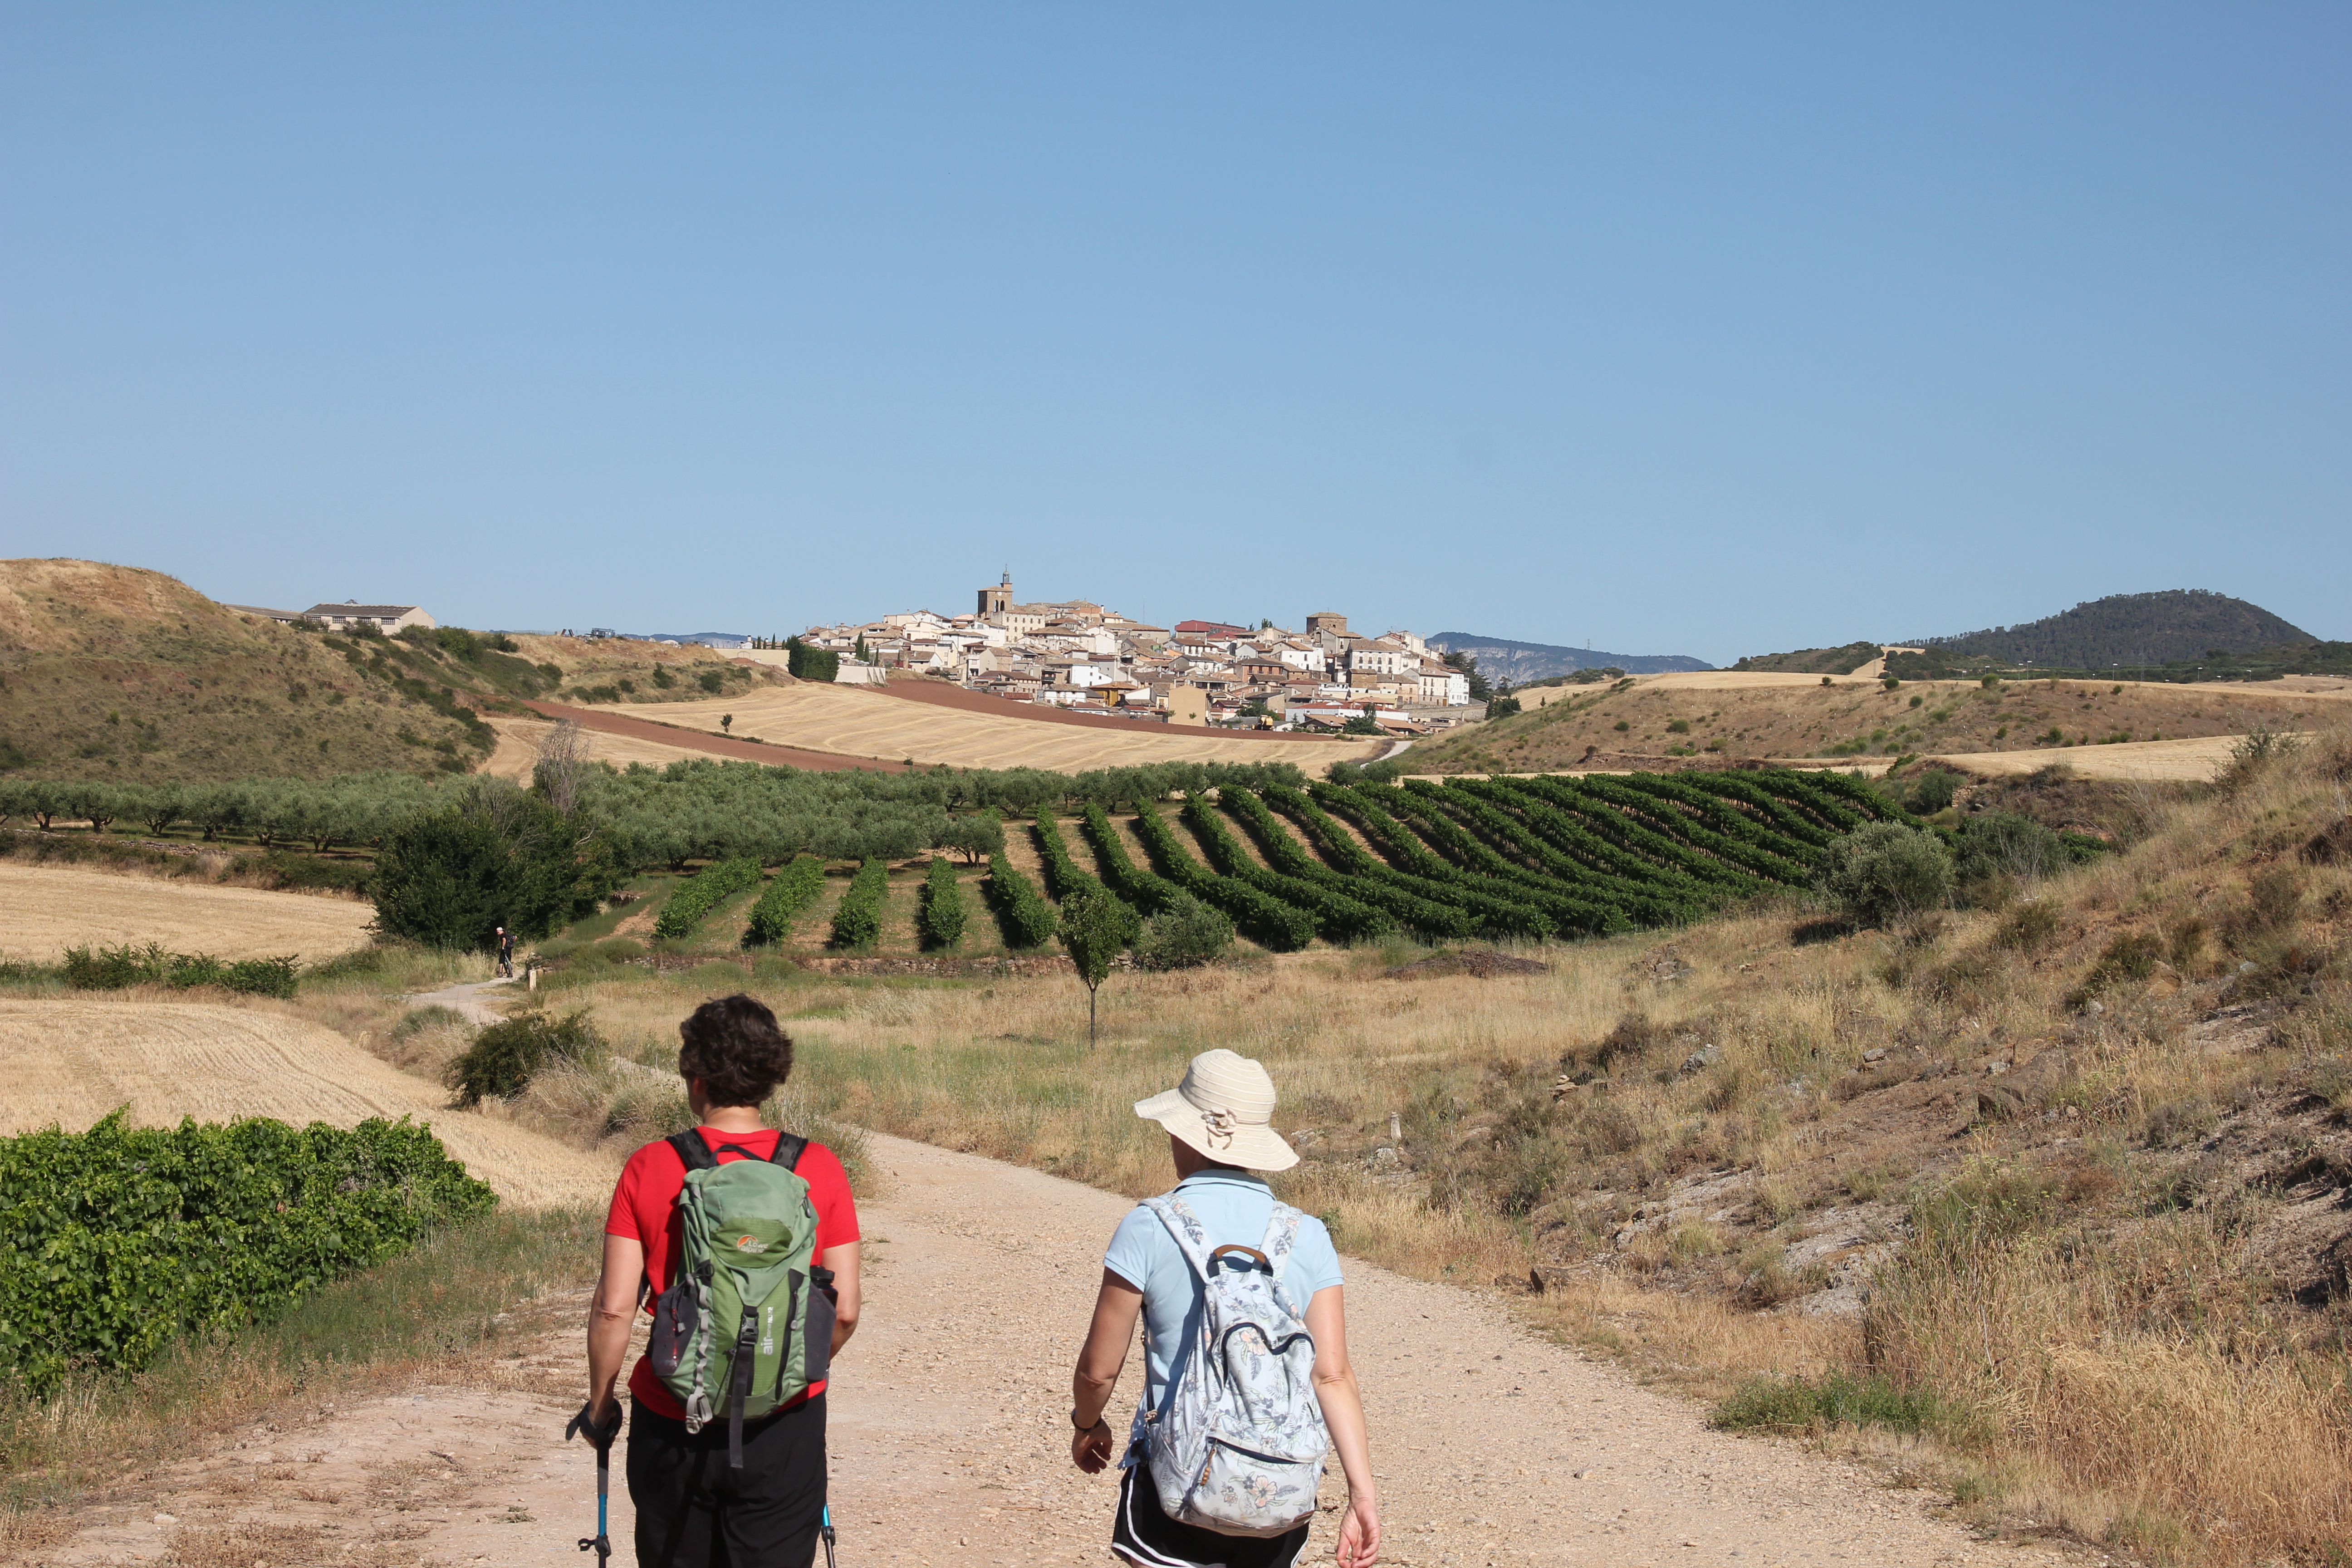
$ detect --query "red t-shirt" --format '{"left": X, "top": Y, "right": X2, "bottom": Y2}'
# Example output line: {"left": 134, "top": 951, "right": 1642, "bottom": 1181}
{"left": 605, "top": 1126, "right": 861, "bottom": 1420}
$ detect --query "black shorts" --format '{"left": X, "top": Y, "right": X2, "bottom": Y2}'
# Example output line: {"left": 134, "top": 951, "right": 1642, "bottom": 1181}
{"left": 627, "top": 1397, "right": 826, "bottom": 1568}
{"left": 1112, "top": 1462, "right": 1311, "bottom": 1568}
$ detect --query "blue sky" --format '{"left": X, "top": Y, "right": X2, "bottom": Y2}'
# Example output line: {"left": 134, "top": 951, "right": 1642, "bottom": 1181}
{"left": 3, "top": 4, "right": 2343, "bottom": 663}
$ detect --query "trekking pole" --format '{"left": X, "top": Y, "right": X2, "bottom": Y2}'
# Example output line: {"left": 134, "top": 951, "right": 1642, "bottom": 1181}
{"left": 566, "top": 1401, "right": 622, "bottom": 1565}
{"left": 820, "top": 1503, "right": 838, "bottom": 1568}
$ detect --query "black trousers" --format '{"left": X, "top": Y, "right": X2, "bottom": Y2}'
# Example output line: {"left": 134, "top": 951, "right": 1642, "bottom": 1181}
{"left": 1112, "top": 1462, "right": 1311, "bottom": 1568}
{"left": 627, "top": 1397, "right": 826, "bottom": 1568}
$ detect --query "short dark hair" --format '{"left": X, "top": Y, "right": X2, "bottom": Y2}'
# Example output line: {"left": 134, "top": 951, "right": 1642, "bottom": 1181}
{"left": 677, "top": 994, "right": 793, "bottom": 1108}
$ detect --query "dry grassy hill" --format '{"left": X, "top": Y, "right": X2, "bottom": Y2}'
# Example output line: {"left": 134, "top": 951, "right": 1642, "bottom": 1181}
{"left": 0, "top": 559, "right": 777, "bottom": 783}
{"left": 1426, "top": 671, "right": 2346, "bottom": 774}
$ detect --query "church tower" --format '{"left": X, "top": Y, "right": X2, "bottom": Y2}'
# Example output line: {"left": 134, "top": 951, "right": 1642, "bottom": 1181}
{"left": 978, "top": 571, "right": 1013, "bottom": 619}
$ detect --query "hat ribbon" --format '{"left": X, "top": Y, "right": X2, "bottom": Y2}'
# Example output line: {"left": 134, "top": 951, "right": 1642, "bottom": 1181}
{"left": 1199, "top": 1107, "right": 1238, "bottom": 1149}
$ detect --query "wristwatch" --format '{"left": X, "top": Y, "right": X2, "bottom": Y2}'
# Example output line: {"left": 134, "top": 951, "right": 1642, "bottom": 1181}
{"left": 1070, "top": 1408, "right": 1108, "bottom": 1432}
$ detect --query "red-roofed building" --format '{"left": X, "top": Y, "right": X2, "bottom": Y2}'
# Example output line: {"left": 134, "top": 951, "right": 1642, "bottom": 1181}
{"left": 1175, "top": 619, "right": 1252, "bottom": 638}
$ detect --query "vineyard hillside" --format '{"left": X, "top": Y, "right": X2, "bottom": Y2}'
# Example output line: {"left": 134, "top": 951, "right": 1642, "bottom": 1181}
{"left": 0, "top": 996, "right": 614, "bottom": 1206}
{"left": 1416, "top": 670, "right": 2349, "bottom": 775}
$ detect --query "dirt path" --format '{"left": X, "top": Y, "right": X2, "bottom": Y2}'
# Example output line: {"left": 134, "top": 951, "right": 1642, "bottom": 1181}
{"left": 18, "top": 1132, "right": 2082, "bottom": 1567}
{"left": 407, "top": 975, "right": 524, "bottom": 1026}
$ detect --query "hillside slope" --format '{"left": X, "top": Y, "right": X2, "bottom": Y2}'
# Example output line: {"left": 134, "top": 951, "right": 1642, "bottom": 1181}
{"left": 1411, "top": 671, "right": 2342, "bottom": 773}
{"left": 1917, "top": 589, "right": 2312, "bottom": 667}
{"left": 0, "top": 559, "right": 502, "bottom": 782}
{"left": 1427, "top": 631, "right": 1714, "bottom": 683}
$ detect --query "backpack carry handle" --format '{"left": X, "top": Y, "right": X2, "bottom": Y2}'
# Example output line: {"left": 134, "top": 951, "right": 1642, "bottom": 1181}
{"left": 1207, "top": 1244, "right": 1272, "bottom": 1275}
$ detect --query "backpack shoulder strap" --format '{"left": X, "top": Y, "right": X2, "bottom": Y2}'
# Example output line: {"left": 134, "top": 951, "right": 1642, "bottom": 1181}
{"left": 769, "top": 1132, "right": 808, "bottom": 1171}
{"left": 1141, "top": 1194, "right": 1214, "bottom": 1283}
{"left": 1260, "top": 1203, "right": 1309, "bottom": 1311}
{"left": 667, "top": 1131, "right": 719, "bottom": 1173}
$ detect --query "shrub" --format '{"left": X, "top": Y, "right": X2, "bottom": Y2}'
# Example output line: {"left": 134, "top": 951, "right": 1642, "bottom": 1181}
{"left": 447, "top": 1007, "right": 605, "bottom": 1105}
{"left": 1950, "top": 810, "right": 2066, "bottom": 887}
{"left": 59, "top": 943, "right": 299, "bottom": 999}
{"left": 1906, "top": 768, "right": 1960, "bottom": 814}
{"left": 1991, "top": 900, "right": 2062, "bottom": 952}
{"left": 1136, "top": 892, "right": 1235, "bottom": 971}
{"left": 784, "top": 638, "right": 840, "bottom": 682}
{"left": 1814, "top": 822, "right": 1953, "bottom": 928}
{"left": 828, "top": 858, "right": 888, "bottom": 950}
{"left": 1485, "top": 695, "right": 1522, "bottom": 718}
{"left": 653, "top": 856, "right": 761, "bottom": 939}
{"left": 983, "top": 853, "right": 1057, "bottom": 950}
{"left": 744, "top": 854, "right": 825, "bottom": 945}
{"left": 0, "top": 1112, "right": 495, "bottom": 1392}
{"left": 2072, "top": 931, "right": 2166, "bottom": 1001}
{"left": 916, "top": 856, "right": 967, "bottom": 950}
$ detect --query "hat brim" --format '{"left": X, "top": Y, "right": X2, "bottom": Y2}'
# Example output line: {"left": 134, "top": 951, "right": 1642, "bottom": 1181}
{"left": 1134, "top": 1088, "right": 1298, "bottom": 1172}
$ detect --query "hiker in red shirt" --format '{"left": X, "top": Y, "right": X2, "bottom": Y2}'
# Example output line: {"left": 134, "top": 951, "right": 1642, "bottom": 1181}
{"left": 586, "top": 994, "right": 862, "bottom": 1568}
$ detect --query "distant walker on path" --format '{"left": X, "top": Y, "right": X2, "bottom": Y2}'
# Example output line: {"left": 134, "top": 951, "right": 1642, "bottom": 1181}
{"left": 1067, "top": 1049, "right": 1381, "bottom": 1568}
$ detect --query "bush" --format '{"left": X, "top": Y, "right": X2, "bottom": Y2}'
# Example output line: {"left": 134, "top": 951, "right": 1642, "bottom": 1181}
{"left": 1136, "top": 892, "right": 1235, "bottom": 971}
{"left": 1486, "top": 695, "right": 1522, "bottom": 718}
{"left": 916, "top": 856, "right": 967, "bottom": 950}
{"left": 784, "top": 638, "right": 840, "bottom": 682}
{"left": 653, "top": 856, "right": 761, "bottom": 939}
{"left": 2075, "top": 931, "right": 2166, "bottom": 1000}
{"left": 828, "top": 858, "right": 888, "bottom": 950}
{"left": 0, "top": 1112, "right": 495, "bottom": 1392}
{"left": 1815, "top": 822, "right": 1953, "bottom": 927}
{"left": 744, "top": 854, "right": 824, "bottom": 945}
{"left": 983, "top": 853, "right": 1057, "bottom": 950}
{"left": 1907, "top": 768, "right": 1961, "bottom": 814}
{"left": 1950, "top": 810, "right": 2066, "bottom": 887}
{"left": 447, "top": 1007, "right": 605, "bottom": 1105}
{"left": 1991, "top": 900, "right": 2062, "bottom": 952}
{"left": 60, "top": 943, "right": 299, "bottom": 999}
{"left": 373, "top": 780, "right": 614, "bottom": 951}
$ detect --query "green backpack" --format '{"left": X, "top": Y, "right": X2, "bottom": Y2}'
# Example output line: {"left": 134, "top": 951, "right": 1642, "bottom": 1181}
{"left": 645, "top": 1131, "right": 836, "bottom": 1467}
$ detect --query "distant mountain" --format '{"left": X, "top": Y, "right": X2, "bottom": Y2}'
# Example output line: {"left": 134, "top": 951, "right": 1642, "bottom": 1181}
{"left": 1426, "top": 632, "right": 1715, "bottom": 686}
{"left": 1912, "top": 591, "right": 2312, "bottom": 669}
{"left": 637, "top": 632, "right": 750, "bottom": 648}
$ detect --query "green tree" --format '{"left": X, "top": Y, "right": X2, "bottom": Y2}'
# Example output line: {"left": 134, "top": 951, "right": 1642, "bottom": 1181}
{"left": 373, "top": 780, "right": 610, "bottom": 950}
{"left": 1058, "top": 885, "right": 1140, "bottom": 1049}
{"left": 936, "top": 813, "right": 1006, "bottom": 865}
{"left": 1815, "top": 822, "right": 1953, "bottom": 928}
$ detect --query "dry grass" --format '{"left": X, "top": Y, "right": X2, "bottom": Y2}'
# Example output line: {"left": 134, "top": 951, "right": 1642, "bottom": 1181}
{"left": 0, "top": 861, "right": 378, "bottom": 963}
{"left": 491, "top": 722, "right": 2352, "bottom": 1564}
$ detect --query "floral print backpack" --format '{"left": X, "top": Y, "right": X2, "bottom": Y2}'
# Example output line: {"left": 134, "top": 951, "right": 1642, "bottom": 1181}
{"left": 1125, "top": 1195, "right": 1331, "bottom": 1537}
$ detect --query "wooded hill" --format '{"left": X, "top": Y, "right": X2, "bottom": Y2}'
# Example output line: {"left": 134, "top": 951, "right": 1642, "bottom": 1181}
{"left": 1913, "top": 589, "right": 2312, "bottom": 668}
{"left": 1729, "top": 641, "right": 1884, "bottom": 676}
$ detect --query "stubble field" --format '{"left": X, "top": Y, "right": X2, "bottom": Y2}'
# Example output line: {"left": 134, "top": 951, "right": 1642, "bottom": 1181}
{"left": 0, "top": 862, "right": 380, "bottom": 963}
{"left": 0, "top": 995, "right": 614, "bottom": 1207}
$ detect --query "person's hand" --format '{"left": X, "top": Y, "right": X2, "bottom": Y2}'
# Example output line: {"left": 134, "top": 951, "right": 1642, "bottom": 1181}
{"left": 1333, "top": 1492, "right": 1380, "bottom": 1568}
{"left": 1070, "top": 1419, "right": 1115, "bottom": 1474}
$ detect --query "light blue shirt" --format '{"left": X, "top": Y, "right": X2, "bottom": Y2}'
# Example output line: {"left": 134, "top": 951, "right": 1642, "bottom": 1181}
{"left": 1102, "top": 1169, "right": 1344, "bottom": 1402}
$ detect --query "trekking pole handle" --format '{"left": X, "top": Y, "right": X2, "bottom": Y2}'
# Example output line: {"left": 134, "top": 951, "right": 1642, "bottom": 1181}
{"left": 566, "top": 1400, "right": 624, "bottom": 1451}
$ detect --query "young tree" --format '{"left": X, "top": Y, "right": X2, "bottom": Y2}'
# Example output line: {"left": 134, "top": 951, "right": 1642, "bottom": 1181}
{"left": 721, "top": 713, "right": 734, "bottom": 735}
{"left": 1058, "top": 886, "right": 1139, "bottom": 1049}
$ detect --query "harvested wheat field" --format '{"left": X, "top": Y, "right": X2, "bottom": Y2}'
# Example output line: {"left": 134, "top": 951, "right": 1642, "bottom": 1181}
{"left": 482, "top": 714, "right": 740, "bottom": 782}
{"left": 0, "top": 861, "right": 378, "bottom": 963}
{"left": 583, "top": 682, "right": 1379, "bottom": 773}
{"left": 0, "top": 997, "right": 615, "bottom": 1206}
{"left": 1926, "top": 732, "right": 2266, "bottom": 781}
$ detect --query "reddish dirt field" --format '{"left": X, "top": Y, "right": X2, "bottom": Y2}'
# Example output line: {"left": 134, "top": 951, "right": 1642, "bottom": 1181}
{"left": 520, "top": 701, "right": 907, "bottom": 772}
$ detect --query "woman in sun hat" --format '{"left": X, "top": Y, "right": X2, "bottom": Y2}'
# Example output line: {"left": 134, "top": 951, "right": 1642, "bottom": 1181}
{"left": 1065, "top": 1048, "right": 1381, "bottom": 1568}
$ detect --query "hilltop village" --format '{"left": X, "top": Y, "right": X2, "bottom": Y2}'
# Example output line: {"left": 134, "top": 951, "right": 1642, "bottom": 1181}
{"left": 783, "top": 574, "right": 1479, "bottom": 733}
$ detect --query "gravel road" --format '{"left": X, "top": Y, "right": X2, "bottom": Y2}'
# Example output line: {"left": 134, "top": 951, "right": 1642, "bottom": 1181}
{"left": 19, "top": 1131, "right": 2082, "bottom": 1567}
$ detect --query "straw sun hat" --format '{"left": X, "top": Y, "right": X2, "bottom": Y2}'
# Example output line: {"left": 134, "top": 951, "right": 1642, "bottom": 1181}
{"left": 1133, "top": 1049, "right": 1297, "bottom": 1172}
